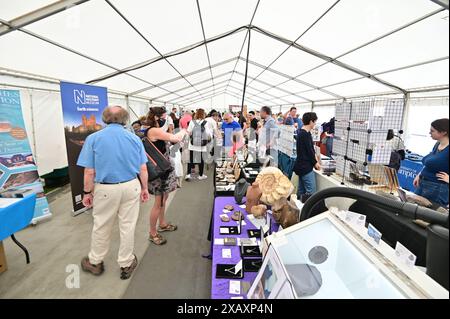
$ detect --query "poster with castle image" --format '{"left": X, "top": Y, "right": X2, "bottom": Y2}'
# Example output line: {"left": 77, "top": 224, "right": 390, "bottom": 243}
{"left": 0, "top": 89, "right": 51, "bottom": 222}
{"left": 60, "top": 82, "right": 108, "bottom": 214}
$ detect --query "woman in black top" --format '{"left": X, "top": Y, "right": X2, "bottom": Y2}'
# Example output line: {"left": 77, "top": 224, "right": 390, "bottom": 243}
{"left": 293, "top": 112, "right": 321, "bottom": 202}
{"left": 145, "top": 107, "right": 186, "bottom": 245}
{"left": 170, "top": 112, "right": 180, "bottom": 130}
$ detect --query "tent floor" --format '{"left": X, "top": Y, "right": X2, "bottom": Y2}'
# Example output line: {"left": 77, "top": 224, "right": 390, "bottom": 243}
{"left": 0, "top": 167, "right": 213, "bottom": 299}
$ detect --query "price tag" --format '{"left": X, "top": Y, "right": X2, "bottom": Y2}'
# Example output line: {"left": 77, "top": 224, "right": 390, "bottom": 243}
{"left": 214, "top": 238, "right": 224, "bottom": 245}
{"left": 229, "top": 281, "right": 241, "bottom": 295}
{"left": 344, "top": 211, "right": 366, "bottom": 228}
{"left": 394, "top": 242, "right": 417, "bottom": 268}
{"left": 367, "top": 223, "right": 382, "bottom": 245}
{"left": 222, "top": 248, "right": 232, "bottom": 259}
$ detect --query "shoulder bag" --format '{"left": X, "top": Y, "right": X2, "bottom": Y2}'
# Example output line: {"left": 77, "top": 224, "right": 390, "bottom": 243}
{"left": 142, "top": 137, "right": 174, "bottom": 181}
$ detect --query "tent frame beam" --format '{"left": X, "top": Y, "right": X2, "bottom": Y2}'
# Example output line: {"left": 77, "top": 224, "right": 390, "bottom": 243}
{"left": 233, "top": 71, "right": 311, "bottom": 103}
{"left": 251, "top": 26, "right": 407, "bottom": 94}
{"left": 239, "top": 57, "right": 342, "bottom": 99}
{"left": 152, "top": 71, "right": 233, "bottom": 100}
{"left": 104, "top": 0, "right": 205, "bottom": 101}
{"left": 0, "top": 0, "right": 90, "bottom": 36}
{"left": 430, "top": 0, "right": 449, "bottom": 9}
{"left": 264, "top": 56, "right": 449, "bottom": 101}
{"left": 167, "top": 79, "right": 231, "bottom": 104}
{"left": 128, "top": 57, "right": 239, "bottom": 96}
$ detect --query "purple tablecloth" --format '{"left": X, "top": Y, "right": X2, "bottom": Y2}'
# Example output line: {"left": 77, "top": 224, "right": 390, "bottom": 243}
{"left": 211, "top": 196, "right": 277, "bottom": 299}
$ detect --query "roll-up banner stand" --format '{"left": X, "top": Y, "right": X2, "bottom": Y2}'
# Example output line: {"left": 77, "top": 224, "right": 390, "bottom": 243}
{"left": 60, "top": 82, "right": 108, "bottom": 216}
{"left": 0, "top": 89, "right": 51, "bottom": 223}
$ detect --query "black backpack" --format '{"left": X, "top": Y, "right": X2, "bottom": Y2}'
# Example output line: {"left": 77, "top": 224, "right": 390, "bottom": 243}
{"left": 191, "top": 121, "right": 210, "bottom": 147}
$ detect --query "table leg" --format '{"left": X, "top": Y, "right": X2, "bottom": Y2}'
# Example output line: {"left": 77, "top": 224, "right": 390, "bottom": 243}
{"left": 10, "top": 234, "right": 30, "bottom": 264}
{"left": 0, "top": 241, "right": 7, "bottom": 273}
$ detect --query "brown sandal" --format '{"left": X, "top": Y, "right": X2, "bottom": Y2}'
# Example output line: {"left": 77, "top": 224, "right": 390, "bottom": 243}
{"left": 149, "top": 233, "right": 167, "bottom": 245}
{"left": 158, "top": 223, "right": 178, "bottom": 232}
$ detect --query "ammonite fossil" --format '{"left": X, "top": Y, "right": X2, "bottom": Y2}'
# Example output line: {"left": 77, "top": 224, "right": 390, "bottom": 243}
{"left": 255, "top": 167, "right": 294, "bottom": 205}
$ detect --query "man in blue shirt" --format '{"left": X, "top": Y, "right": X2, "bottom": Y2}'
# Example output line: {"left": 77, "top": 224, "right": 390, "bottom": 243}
{"left": 77, "top": 106, "right": 149, "bottom": 280}
{"left": 258, "top": 106, "right": 279, "bottom": 165}
{"left": 221, "top": 112, "right": 242, "bottom": 155}
{"left": 284, "top": 106, "right": 303, "bottom": 129}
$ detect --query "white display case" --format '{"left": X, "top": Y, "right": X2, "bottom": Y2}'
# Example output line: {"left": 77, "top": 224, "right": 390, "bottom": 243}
{"left": 247, "top": 211, "right": 449, "bottom": 299}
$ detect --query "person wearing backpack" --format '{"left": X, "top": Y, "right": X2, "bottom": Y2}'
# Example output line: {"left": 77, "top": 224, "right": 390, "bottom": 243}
{"left": 186, "top": 108, "right": 212, "bottom": 181}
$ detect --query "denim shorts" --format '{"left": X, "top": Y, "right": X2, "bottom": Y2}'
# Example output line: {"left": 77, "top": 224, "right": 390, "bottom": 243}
{"left": 415, "top": 176, "right": 449, "bottom": 207}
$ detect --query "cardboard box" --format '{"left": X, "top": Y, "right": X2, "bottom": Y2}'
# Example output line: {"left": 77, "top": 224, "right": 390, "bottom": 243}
{"left": 0, "top": 241, "right": 7, "bottom": 274}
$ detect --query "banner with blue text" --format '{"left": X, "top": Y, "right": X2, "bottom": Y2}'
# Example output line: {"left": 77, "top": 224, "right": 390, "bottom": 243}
{"left": 60, "top": 81, "right": 108, "bottom": 214}
{"left": 0, "top": 89, "right": 51, "bottom": 222}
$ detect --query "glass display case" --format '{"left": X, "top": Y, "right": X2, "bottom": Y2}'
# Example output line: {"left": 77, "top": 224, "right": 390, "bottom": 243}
{"left": 247, "top": 211, "right": 449, "bottom": 299}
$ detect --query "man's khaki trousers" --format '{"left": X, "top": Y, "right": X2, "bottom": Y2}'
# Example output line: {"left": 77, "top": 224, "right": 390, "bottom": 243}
{"left": 88, "top": 178, "right": 141, "bottom": 268}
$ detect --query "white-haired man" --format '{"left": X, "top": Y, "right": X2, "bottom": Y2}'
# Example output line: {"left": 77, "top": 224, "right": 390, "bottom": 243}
{"left": 77, "top": 106, "right": 149, "bottom": 280}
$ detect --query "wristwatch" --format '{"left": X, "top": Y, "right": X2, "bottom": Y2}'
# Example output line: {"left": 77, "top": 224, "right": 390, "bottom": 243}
{"left": 83, "top": 190, "right": 92, "bottom": 195}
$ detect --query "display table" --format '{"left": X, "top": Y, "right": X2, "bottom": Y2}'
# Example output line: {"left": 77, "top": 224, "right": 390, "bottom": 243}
{"left": 211, "top": 196, "right": 277, "bottom": 299}
{"left": 0, "top": 194, "right": 37, "bottom": 269}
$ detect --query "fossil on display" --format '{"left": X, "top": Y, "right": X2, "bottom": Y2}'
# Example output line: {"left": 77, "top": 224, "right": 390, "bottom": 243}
{"left": 245, "top": 182, "right": 262, "bottom": 213}
{"left": 308, "top": 246, "right": 329, "bottom": 264}
{"left": 224, "top": 204, "right": 234, "bottom": 211}
{"left": 250, "top": 204, "right": 267, "bottom": 219}
{"left": 255, "top": 167, "right": 294, "bottom": 205}
{"left": 220, "top": 215, "right": 230, "bottom": 222}
{"left": 231, "top": 211, "right": 244, "bottom": 221}
{"left": 272, "top": 197, "right": 300, "bottom": 229}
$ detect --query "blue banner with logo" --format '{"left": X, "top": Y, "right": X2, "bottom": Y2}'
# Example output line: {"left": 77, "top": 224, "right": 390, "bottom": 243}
{"left": 0, "top": 89, "right": 51, "bottom": 222}
{"left": 60, "top": 82, "right": 108, "bottom": 214}
{"left": 398, "top": 159, "right": 423, "bottom": 192}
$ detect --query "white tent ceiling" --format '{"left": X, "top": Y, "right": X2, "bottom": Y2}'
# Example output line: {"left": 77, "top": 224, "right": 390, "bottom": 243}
{"left": 0, "top": 0, "right": 448, "bottom": 109}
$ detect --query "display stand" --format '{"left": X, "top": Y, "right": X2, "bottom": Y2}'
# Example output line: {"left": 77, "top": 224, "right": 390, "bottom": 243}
{"left": 333, "top": 99, "right": 405, "bottom": 190}
{"left": 210, "top": 196, "right": 278, "bottom": 299}
{"left": 247, "top": 210, "right": 448, "bottom": 299}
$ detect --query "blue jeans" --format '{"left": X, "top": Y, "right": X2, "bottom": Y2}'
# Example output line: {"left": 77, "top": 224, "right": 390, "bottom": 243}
{"left": 326, "top": 137, "right": 333, "bottom": 157}
{"left": 415, "top": 176, "right": 449, "bottom": 207}
{"left": 297, "top": 170, "right": 317, "bottom": 197}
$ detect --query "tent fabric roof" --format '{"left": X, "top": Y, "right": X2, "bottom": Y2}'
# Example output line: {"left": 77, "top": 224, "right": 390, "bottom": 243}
{"left": 0, "top": 0, "right": 448, "bottom": 108}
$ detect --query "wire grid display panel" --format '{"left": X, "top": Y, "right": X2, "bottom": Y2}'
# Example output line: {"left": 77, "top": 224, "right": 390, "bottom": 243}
{"left": 332, "top": 137, "right": 348, "bottom": 157}
{"left": 348, "top": 98, "right": 405, "bottom": 129}
{"left": 335, "top": 102, "right": 351, "bottom": 121}
{"left": 334, "top": 160, "right": 367, "bottom": 190}
{"left": 350, "top": 100, "right": 372, "bottom": 122}
{"left": 370, "top": 144, "right": 393, "bottom": 165}
{"left": 347, "top": 140, "right": 368, "bottom": 163}
{"left": 382, "top": 99, "right": 404, "bottom": 130}
{"left": 349, "top": 130, "right": 388, "bottom": 146}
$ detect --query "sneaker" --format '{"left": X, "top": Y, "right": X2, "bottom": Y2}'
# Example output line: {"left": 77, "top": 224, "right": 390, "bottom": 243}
{"left": 120, "top": 254, "right": 138, "bottom": 280}
{"left": 197, "top": 175, "right": 207, "bottom": 180}
{"left": 81, "top": 256, "right": 104, "bottom": 276}
{"left": 184, "top": 174, "right": 191, "bottom": 181}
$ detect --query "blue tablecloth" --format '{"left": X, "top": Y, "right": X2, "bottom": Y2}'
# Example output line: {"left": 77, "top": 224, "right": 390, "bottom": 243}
{"left": 0, "top": 194, "right": 36, "bottom": 241}
{"left": 398, "top": 159, "right": 423, "bottom": 192}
